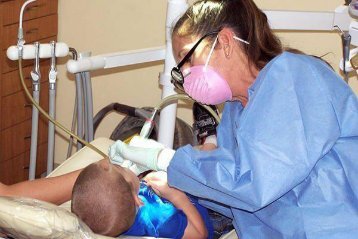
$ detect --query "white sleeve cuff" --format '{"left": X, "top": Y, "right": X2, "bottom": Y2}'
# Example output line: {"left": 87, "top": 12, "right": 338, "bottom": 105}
{"left": 203, "top": 135, "right": 217, "bottom": 146}
{"left": 157, "top": 148, "right": 175, "bottom": 171}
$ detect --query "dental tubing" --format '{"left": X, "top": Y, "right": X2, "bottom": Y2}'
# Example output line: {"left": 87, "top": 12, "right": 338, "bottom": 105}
{"left": 16, "top": 4, "right": 219, "bottom": 163}
{"left": 156, "top": 93, "right": 220, "bottom": 123}
{"left": 110, "top": 94, "right": 220, "bottom": 171}
{"left": 18, "top": 58, "right": 220, "bottom": 164}
{"left": 140, "top": 94, "right": 220, "bottom": 140}
{"left": 18, "top": 58, "right": 107, "bottom": 158}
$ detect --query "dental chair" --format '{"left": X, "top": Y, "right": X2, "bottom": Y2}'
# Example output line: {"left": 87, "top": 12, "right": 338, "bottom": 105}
{"left": 0, "top": 138, "right": 238, "bottom": 239}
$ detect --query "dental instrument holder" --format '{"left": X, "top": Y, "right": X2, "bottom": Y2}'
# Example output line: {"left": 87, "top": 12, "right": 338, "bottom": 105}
{"left": 28, "top": 42, "right": 41, "bottom": 180}
{"left": 31, "top": 43, "right": 41, "bottom": 92}
{"left": 47, "top": 41, "right": 57, "bottom": 175}
{"left": 9, "top": 0, "right": 107, "bottom": 179}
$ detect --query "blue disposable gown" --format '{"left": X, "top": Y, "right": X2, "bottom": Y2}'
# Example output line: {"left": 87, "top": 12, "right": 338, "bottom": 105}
{"left": 167, "top": 52, "right": 358, "bottom": 239}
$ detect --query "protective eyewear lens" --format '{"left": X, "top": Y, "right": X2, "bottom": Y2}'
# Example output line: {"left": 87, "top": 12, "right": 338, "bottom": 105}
{"left": 170, "top": 30, "right": 220, "bottom": 90}
{"left": 170, "top": 68, "right": 185, "bottom": 91}
{"left": 171, "top": 66, "right": 184, "bottom": 84}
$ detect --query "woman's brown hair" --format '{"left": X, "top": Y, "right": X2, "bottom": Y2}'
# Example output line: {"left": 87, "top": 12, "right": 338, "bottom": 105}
{"left": 172, "top": 0, "right": 283, "bottom": 70}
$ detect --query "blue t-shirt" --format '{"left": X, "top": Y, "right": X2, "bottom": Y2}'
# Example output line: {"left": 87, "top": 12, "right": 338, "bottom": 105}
{"left": 123, "top": 181, "right": 213, "bottom": 239}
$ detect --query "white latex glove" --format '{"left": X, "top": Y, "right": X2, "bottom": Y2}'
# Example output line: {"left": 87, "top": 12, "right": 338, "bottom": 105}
{"left": 108, "top": 138, "right": 159, "bottom": 174}
{"left": 108, "top": 137, "right": 175, "bottom": 172}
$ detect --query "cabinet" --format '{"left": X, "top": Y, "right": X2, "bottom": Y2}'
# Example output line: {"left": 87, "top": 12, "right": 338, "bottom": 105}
{"left": 0, "top": 0, "right": 58, "bottom": 184}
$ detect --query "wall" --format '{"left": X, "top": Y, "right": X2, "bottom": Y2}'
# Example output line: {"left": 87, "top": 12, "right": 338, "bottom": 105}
{"left": 56, "top": 0, "right": 358, "bottom": 164}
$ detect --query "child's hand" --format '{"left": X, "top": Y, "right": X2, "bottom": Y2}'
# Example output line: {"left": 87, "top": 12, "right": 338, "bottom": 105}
{"left": 144, "top": 171, "right": 186, "bottom": 203}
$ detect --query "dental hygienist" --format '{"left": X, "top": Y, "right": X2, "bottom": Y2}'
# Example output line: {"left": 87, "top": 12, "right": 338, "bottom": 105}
{"left": 109, "top": 0, "right": 358, "bottom": 238}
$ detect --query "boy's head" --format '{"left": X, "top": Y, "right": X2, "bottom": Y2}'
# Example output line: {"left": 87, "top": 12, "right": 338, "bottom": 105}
{"left": 71, "top": 159, "right": 141, "bottom": 236}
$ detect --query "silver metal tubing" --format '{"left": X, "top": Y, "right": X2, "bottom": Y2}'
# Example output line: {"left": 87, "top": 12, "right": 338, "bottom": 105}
{"left": 47, "top": 41, "right": 57, "bottom": 175}
{"left": 81, "top": 72, "right": 89, "bottom": 142}
{"left": 47, "top": 87, "right": 56, "bottom": 175}
{"left": 29, "top": 90, "right": 40, "bottom": 180}
{"left": 75, "top": 72, "right": 84, "bottom": 150}
{"left": 67, "top": 48, "right": 79, "bottom": 157}
{"left": 67, "top": 95, "right": 78, "bottom": 158}
{"left": 29, "top": 42, "right": 41, "bottom": 180}
{"left": 84, "top": 71, "right": 94, "bottom": 142}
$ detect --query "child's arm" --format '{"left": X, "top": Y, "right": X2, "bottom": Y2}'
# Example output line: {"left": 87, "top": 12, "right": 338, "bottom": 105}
{"left": 169, "top": 190, "right": 208, "bottom": 239}
{"left": 144, "top": 171, "right": 208, "bottom": 239}
{"left": 0, "top": 169, "right": 81, "bottom": 205}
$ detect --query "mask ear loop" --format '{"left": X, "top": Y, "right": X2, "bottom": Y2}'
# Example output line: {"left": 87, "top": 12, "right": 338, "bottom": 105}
{"left": 204, "top": 35, "right": 219, "bottom": 72}
{"left": 233, "top": 36, "right": 250, "bottom": 45}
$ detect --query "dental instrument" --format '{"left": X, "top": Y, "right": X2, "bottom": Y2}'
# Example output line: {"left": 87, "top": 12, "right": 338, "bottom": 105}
{"left": 139, "top": 108, "right": 158, "bottom": 139}
{"left": 47, "top": 41, "right": 57, "bottom": 175}
{"left": 10, "top": 0, "right": 107, "bottom": 161}
{"left": 109, "top": 93, "right": 221, "bottom": 170}
{"left": 335, "top": 25, "right": 352, "bottom": 83}
{"left": 28, "top": 42, "right": 41, "bottom": 180}
{"left": 17, "top": 56, "right": 107, "bottom": 159}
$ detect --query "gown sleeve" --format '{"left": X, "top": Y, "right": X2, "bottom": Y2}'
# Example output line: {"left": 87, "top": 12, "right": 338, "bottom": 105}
{"left": 168, "top": 53, "right": 356, "bottom": 212}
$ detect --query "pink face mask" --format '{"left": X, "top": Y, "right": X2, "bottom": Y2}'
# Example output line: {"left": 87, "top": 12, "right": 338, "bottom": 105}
{"left": 183, "top": 65, "right": 232, "bottom": 105}
{"left": 183, "top": 35, "right": 249, "bottom": 105}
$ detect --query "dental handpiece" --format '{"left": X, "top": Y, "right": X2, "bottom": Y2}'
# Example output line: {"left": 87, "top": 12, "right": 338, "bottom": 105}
{"left": 139, "top": 108, "right": 158, "bottom": 139}
{"left": 334, "top": 25, "right": 351, "bottom": 83}
{"left": 342, "top": 32, "right": 351, "bottom": 83}
{"left": 28, "top": 42, "right": 41, "bottom": 180}
{"left": 30, "top": 42, "right": 41, "bottom": 91}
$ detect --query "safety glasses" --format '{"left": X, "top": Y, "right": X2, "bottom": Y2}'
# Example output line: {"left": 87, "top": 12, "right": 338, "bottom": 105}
{"left": 171, "top": 31, "right": 220, "bottom": 91}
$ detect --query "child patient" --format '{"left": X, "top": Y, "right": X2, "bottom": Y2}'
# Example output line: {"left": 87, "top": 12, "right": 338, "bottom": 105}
{"left": 71, "top": 160, "right": 214, "bottom": 239}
